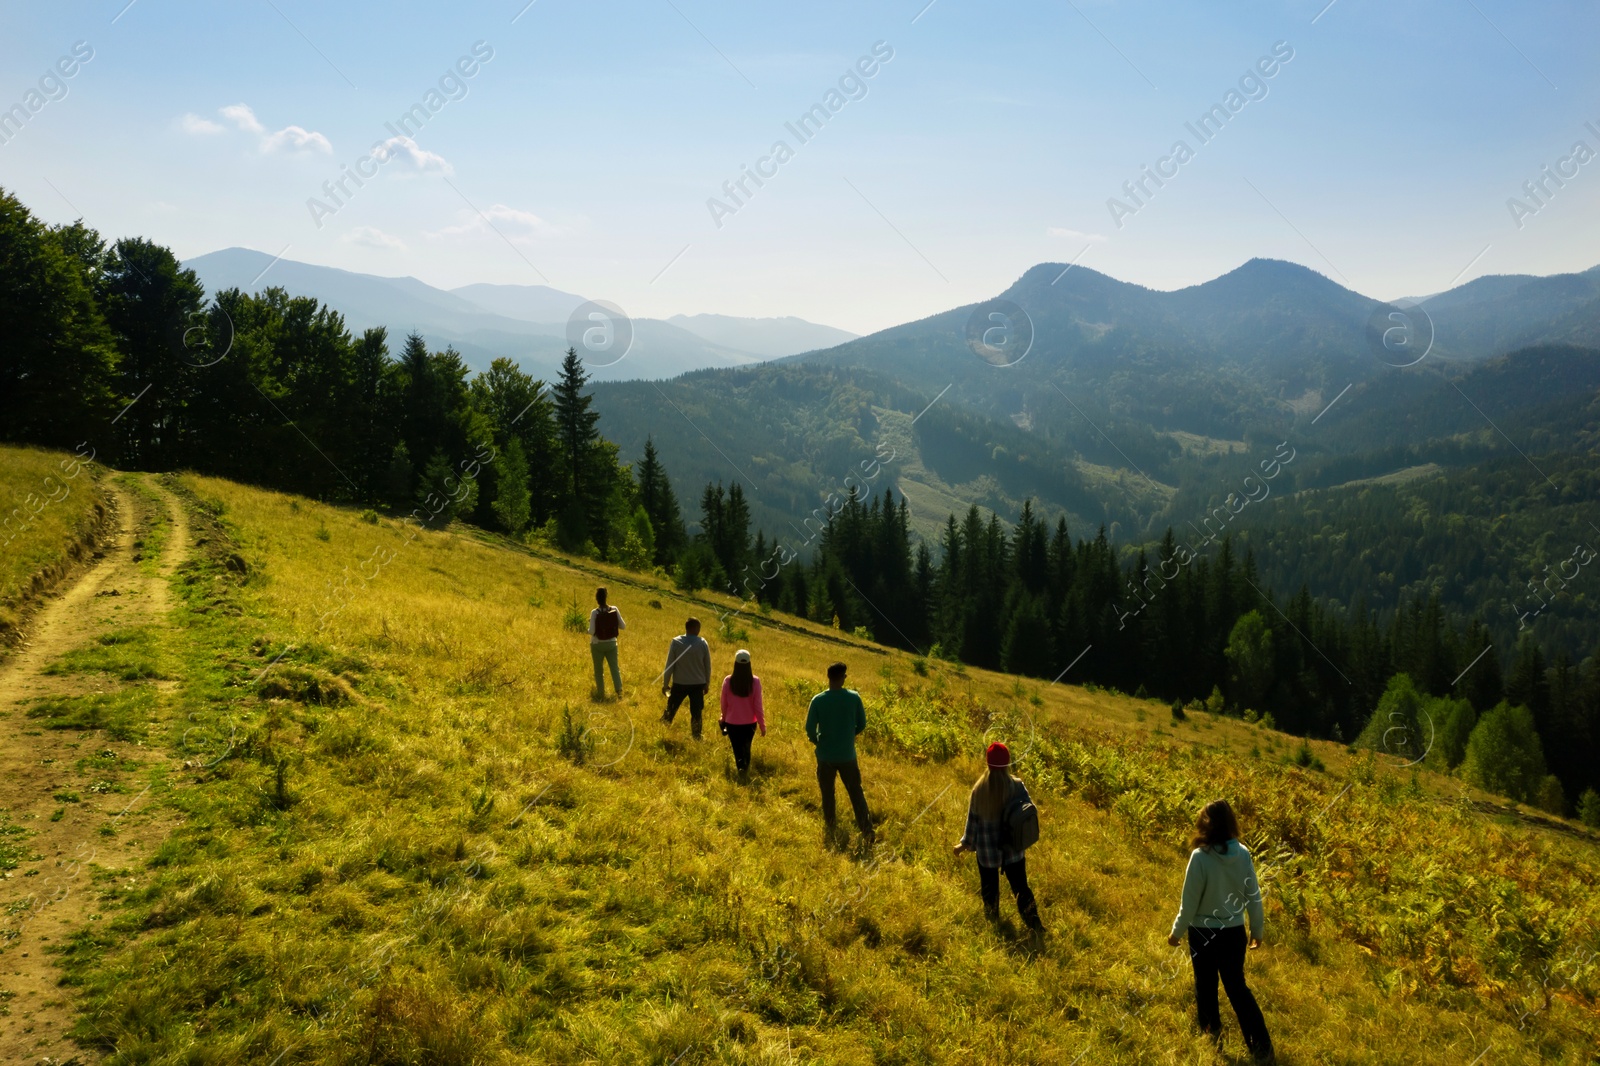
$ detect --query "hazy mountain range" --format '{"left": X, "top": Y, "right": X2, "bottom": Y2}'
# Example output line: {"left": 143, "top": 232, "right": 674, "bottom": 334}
{"left": 178, "top": 244, "right": 1600, "bottom": 658}
{"left": 181, "top": 248, "right": 859, "bottom": 380}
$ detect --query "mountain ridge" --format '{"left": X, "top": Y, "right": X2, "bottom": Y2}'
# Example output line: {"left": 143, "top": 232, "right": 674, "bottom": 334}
{"left": 182, "top": 248, "right": 856, "bottom": 380}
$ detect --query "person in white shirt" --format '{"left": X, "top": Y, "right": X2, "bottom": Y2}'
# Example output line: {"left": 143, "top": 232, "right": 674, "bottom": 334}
{"left": 587, "top": 586, "right": 625, "bottom": 698}
{"left": 1168, "top": 799, "right": 1275, "bottom": 1062}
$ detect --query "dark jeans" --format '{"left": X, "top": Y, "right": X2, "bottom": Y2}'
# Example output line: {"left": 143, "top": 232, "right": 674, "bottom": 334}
{"left": 724, "top": 722, "right": 756, "bottom": 772}
{"left": 979, "top": 858, "right": 1041, "bottom": 929}
{"left": 663, "top": 684, "right": 706, "bottom": 736}
{"left": 816, "top": 759, "right": 872, "bottom": 834}
{"left": 1188, "top": 925, "right": 1273, "bottom": 1058}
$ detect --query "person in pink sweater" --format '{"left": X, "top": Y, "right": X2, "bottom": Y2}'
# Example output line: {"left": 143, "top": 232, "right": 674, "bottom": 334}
{"left": 719, "top": 649, "right": 766, "bottom": 783}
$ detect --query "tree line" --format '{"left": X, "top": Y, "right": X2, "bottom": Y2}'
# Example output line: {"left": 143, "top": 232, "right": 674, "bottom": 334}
{"left": 4, "top": 186, "right": 1596, "bottom": 819}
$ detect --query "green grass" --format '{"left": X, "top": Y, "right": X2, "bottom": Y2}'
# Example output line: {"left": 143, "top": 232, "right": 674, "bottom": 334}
{"left": 0, "top": 810, "right": 32, "bottom": 871}
{"left": 25, "top": 688, "right": 157, "bottom": 741}
{"left": 27, "top": 472, "right": 1600, "bottom": 1064}
{"left": 44, "top": 625, "right": 171, "bottom": 681}
{"left": 0, "top": 444, "right": 105, "bottom": 641}
{"left": 114, "top": 471, "right": 172, "bottom": 579}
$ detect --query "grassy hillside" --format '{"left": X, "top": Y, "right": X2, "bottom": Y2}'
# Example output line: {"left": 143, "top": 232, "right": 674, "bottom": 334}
{"left": 39, "top": 471, "right": 1600, "bottom": 1063}
{"left": 0, "top": 445, "right": 106, "bottom": 647}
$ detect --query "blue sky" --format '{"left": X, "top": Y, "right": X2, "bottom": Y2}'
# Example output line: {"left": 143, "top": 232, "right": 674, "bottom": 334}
{"left": 3, "top": 0, "right": 1597, "bottom": 333}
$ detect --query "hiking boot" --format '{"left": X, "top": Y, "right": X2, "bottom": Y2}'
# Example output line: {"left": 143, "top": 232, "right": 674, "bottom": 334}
{"left": 737, "top": 767, "right": 750, "bottom": 784}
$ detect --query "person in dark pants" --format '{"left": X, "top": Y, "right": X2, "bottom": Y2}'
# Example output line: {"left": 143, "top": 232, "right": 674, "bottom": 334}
{"left": 953, "top": 742, "right": 1043, "bottom": 931}
{"left": 660, "top": 617, "right": 712, "bottom": 739}
{"left": 1168, "top": 800, "right": 1275, "bottom": 1063}
{"left": 804, "top": 662, "right": 873, "bottom": 844}
{"left": 718, "top": 648, "right": 765, "bottom": 782}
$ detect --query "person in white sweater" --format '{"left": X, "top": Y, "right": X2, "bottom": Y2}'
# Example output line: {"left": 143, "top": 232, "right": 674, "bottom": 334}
{"left": 1167, "top": 800, "right": 1275, "bottom": 1063}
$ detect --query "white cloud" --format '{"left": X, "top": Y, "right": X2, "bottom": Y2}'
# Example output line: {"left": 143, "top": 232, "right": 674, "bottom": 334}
{"left": 430, "top": 203, "right": 557, "bottom": 243}
{"left": 220, "top": 103, "right": 265, "bottom": 135}
{"left": 341, "top": 226, "right": 407, "bottom": 251}
{"left": 179, "top": 112, "right": 225, "bottom": 135}
{"left": 1047, "top": 227, "right": 1108, "bottom": 243}
{"left": 201, "top": 102, "right": 330, "bottom": 154}
{"left": 372, "top": 136, "right": 452, "bottom": 175}
{"left": 261, "top": 124, "right": 332, "bottom": 154}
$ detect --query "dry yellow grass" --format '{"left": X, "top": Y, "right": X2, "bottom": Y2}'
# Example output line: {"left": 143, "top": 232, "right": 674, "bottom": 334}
{"left": 37, "top": 469, "right": 1600, "bottom": 1064}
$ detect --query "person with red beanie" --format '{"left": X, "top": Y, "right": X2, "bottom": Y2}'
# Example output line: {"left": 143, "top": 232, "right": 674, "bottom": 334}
{"left": 953, "top": 741, "right": 1043, "bottom": 930}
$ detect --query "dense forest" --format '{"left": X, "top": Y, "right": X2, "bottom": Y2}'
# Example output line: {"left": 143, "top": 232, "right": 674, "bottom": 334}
{"left": 4, "top": 186, "right": 1599, "bottom": 821}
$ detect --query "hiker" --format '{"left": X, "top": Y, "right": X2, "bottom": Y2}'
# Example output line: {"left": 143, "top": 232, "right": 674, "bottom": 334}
{"left": 718, "top": 648, "right": 765, "bottom": 781}
{"left": 660, "top": 616, "right": 712, "bottom": 738}
{"left": 805, "top": 662, "right": 873, "bottom": 844}
{"left": 953, "top": 741, "right": 1043, "bottom": 930}
{"left": 1168, "top": 800, "right": 1275, "bottom": 1063}
{"left": 587, "top": 586, "right": 625, "bottom": 698}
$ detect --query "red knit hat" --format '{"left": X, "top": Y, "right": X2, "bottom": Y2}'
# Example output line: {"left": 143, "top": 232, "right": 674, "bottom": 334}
{"left": 985, "top": 742, "right": 1011, "bottom": 769}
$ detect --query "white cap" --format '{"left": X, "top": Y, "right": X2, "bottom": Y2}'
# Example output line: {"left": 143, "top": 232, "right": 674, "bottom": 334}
{"left": 734, "top": 649, "right": 751, "bottom": 664}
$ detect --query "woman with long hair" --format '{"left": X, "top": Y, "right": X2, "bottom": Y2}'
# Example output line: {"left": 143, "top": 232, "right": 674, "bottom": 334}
{"left": 952, "top": 742, "right": 1043, "bottom": 930}
{"left": 718, "top": 649, "right": 765, "bottom": 782}
{"left": 1167, "top": 800, "right": 1275, "bottom": 1062}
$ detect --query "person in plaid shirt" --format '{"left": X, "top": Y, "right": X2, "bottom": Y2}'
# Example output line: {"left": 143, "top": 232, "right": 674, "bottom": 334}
{"left": 953, "top": 742, "right": 1043, "bottom": 930}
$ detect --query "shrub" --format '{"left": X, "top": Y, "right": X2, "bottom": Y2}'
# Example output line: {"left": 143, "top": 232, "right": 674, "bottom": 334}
{"left": 561, "top": 598, "right": 587, "bottom": 634}
{"left": 1355, "top": 673, "right": 1429, "bottom": 764}
{"left": 1578, "top": 788, "right": 1600, "bottom": 829}
{"left": 1431, "top": 698, "right": 1476, "bottom": 770}
{"left": 1170, "top": 701, "right": 1185, "bottom": 721}
{"left": 555, "top": 706, "right": 591, "bottom": 764}
{"left": 1463, "top": 702, "right": 1547, "bottom": 803}
{"left": 1536, "top": 775, "right": 1567, "bottom": 817}
{"left": 360, "top": 509, "right": 379, "bottom": 524}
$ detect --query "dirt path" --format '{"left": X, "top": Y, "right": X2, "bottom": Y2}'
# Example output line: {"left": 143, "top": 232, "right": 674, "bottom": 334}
{"left": 0, "top": 473, "right": 189, "bottom": 1065}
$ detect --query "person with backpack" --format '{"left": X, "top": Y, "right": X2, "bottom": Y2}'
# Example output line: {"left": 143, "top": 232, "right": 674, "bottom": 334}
{"left": 587, "top": 586, "right": 625, "bottom": 698}
{"left": 952, "top": 742, "right": 1043, "bottom": 931}
{"left": 805, "top": 662, "right": 873, "bottom": 845}
{"left": 661, "top": 617, "right": 712, "bottom": 738}
{"left": 718, "top": 648, "right": 765, "bottom": 781}
{"left": 1167, "top": 799, "right": 1275, "bottom": 1063}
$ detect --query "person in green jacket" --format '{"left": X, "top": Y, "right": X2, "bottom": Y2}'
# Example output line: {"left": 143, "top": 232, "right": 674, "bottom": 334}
{"left": 805, "top": 662, "right": 873, "bottom": 844}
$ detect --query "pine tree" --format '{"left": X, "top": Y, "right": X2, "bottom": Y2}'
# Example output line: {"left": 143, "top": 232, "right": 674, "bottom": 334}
{"left": 636, "top": 437, "right": 686, "bottom": 565}
{"left": 552, "top": 347, "right": 600, "bottom": 502}
{"left": 416, "top": 450, "right": 478, "bottom": 528}
{"left": 491, "top": 438, "right": 532, "bottom": 535}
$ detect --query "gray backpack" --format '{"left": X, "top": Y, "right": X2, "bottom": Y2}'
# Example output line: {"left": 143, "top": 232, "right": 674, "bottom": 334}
{"left": 1003, "top": 783, "right": 1040, "bottom": 851}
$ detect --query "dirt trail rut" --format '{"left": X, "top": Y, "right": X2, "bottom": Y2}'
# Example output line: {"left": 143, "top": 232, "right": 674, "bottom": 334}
{"left": 0, "top": 474, "right": 189, "bottom": 1065}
